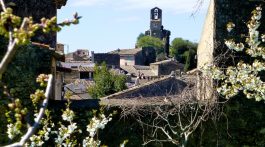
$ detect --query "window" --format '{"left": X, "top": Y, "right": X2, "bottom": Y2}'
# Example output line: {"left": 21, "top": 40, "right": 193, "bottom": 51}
{"left": 71, "top": 66, "right": 78, "bottom": 68}
{"left": 154, "top": 9, "right": 159, "bottom": 19}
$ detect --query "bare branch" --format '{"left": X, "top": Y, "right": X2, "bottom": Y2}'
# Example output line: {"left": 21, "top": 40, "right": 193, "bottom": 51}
{"left": 118, "top": 75, "right": 220, "bottom": 146}
{"left": 0, "top": 0, "right": 7, "bottom": 12}
{"left": 0, "top": 18, "right": 28, "bottom": 76}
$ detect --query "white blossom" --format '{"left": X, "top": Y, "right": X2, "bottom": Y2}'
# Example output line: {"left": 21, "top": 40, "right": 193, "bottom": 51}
{"left": 7, "top": 123, "right": 21, "bottom": 139}
{"left": 207, "top": 6, "right": 265, "bottom": 100}
{"left": 62, "top": 108, "right": 75, "bottom": 122}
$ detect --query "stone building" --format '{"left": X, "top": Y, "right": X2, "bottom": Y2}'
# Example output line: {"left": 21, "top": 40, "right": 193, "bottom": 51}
{"left": 120, "top": 59, "right": 183, "bottom": 78}
{"left": 145, "top": 7, "right": 163, "bottom": 39}
{"left": 197, "top": 0, "right": 265, "bottom": 100}
{"left": 111, "top": 47, "right": 156, "bottom": 66}
{"left": 60, "top": 62, "right": 95, "bottom": 83}
{"left": 150, "top": 59, "right": 184, "bottom": 76}
{"left": 102, "top": 75, "right": 187, "bottom": 99}
{"left": 100, "top": 74, "right": 196, "bottom": 106}
{"left": 92, "top": 52, "right": 120, "bottom": 68}
{"left": 65, "top": 49, "right": 90, "bottom": 62}
{"left": 145, "top": 7, "right": 171, "bottom": 57}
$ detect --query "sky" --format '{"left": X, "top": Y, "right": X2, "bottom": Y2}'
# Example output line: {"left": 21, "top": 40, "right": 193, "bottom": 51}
{"left": 57, "top": 0, "right": 210, "bottom": 53}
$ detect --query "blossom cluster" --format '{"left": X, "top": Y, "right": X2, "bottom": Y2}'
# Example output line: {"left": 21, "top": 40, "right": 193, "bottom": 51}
{"left": 207, "top": 6, "right": 265, "bottom": 101}
{"left": 62, "top": 108, "right": 75, "bottom": 122}
{"left": 83, "top": 114, "right": 112, "bottom": 146}
{"left": 7, "top": 123, "right": 21, "bottom": 139}
{"left": 28, "top": 110, "right": 53, "bottom": 147}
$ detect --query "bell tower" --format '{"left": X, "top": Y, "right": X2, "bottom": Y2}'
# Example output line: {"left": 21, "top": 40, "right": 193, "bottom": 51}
{"left": 145, "top": 7, "right": 171, "bottom": 57}
{"left": 149, "top": 7, "right": 162, "bottom": 38}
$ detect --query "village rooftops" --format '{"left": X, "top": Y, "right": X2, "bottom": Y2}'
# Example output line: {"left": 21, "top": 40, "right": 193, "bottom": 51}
{"left": 101, "top": 73, "right": 186, "bottom": 99}
{"left": 60, "top": 61, "right": 94, "bottom": 69}
{"left": 120, "top": 65, "right": 157, "bottom": 77}
{"left": 64, "top": 79, "right": 93, "bottom": 100}
{"left": 111, "top": 48, "right": 142, "bottom": 55}
{"left": 101, "top": 74, "right": 196, "bottom": 106}
{"left": 151, "top": 59, "right": 178, "bottom": 65}
{"left": 78, "top": 66, "right": 94, "bottom": 72}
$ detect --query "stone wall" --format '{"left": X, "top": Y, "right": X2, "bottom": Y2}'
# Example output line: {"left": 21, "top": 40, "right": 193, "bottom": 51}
{"left": 159, "top": 62, "right": 184, "bottom": 76}
{"left": 94, "top": 53, "right": 120, "bottom": 67}
{"left": 134, "top": 47, "right": 156, "bottom": 65}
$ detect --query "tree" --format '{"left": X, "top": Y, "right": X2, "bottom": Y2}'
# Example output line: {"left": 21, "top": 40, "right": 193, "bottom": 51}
{"left": 0, "top": 2, "right": 121, "bottom": 146}
{"left": 170, "top": 38, "right": 197, "bottom": 71}
{"left": 136, "top": 35, "right": 164, "bottom": 56}
{"left": 0, "top": 1, "right": 100, "bottom": 146}
{"left": 136, "top": 32, "right": 145, "bottom": 41}
{"left": 88, "top": 63, "right": 127, "bottom": 98}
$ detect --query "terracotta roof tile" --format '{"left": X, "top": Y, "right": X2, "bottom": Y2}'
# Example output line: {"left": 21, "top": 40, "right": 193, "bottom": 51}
{"left": 79, "top": 66, "right": 94, "bottom": 72}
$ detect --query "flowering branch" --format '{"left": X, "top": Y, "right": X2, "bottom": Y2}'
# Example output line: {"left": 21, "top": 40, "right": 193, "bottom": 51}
{"left": 6, "top": 74, "right": 53, "bottom": 147}
{"left": 206, "top": 6, "right": 265, "bottom": 101}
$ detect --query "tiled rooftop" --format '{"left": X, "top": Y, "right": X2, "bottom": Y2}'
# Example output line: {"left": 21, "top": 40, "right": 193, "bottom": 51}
{"left": 111, "top": 48, "right": 142, "bottom": 55}
{"left": 121, "top": 65, "right": 156, "bottom": 77}
{"left": 79, "top": 66, "right": 94, "bottom": 72}
{"left": 100, "top": 75, "right": 196, "bottom": 106}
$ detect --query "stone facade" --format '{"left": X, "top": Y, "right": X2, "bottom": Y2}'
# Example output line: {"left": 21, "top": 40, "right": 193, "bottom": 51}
{"left": 92, "top": 53, "right": 120, "bottom": 67}
{"left": 65, "top": 49, "right": 90, "bottom": 62}
{"left": 150, "top": 59, "right": 184, "bottom": 76}
{"left": 112, "top": 47, "right": 156, "bottom": 66}
{"left": 60, "top": 62, "right": 95, "bottom": 83}
{"left": 146, "top": 7, "right": 163, "bottom": 38}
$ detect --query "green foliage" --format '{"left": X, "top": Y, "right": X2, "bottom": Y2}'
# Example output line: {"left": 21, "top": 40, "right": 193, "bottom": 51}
{"left": 3, "top": 45, "right": 52, "bottom": 99}
{"left": 170, "top": 38, "right": 197, "bottom": 71}
{"left": 113, "top": 74, "right": 127, "bottom": 92}
{"left": 136, "top": 35, "right": 164, "bottom": 55}
{"left": 156, "top": 52, "right": 167, "bottom": 61}
{"left": 184, "top": 50, "right": 191, "bottom": 72}
{"left": 88, "top": 63, "right": 127, "bottom": 98}
{"left": 136, "top": 33, "right": 145, "bottom": 41}
{"left": 0, "top": 44, "right": 52, "bottom": 143}
{"left": 0, "top": 2, "right": 81, "bottom": 145}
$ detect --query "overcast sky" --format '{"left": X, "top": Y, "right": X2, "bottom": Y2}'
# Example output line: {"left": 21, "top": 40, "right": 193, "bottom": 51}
{"left": 58, "top": 0, "right": 210, "bottom": 53}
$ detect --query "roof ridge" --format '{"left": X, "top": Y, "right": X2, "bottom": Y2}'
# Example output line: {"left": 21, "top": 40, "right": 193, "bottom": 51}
{"left": 101, "top": 75, "right": 176, "bottom": 99}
